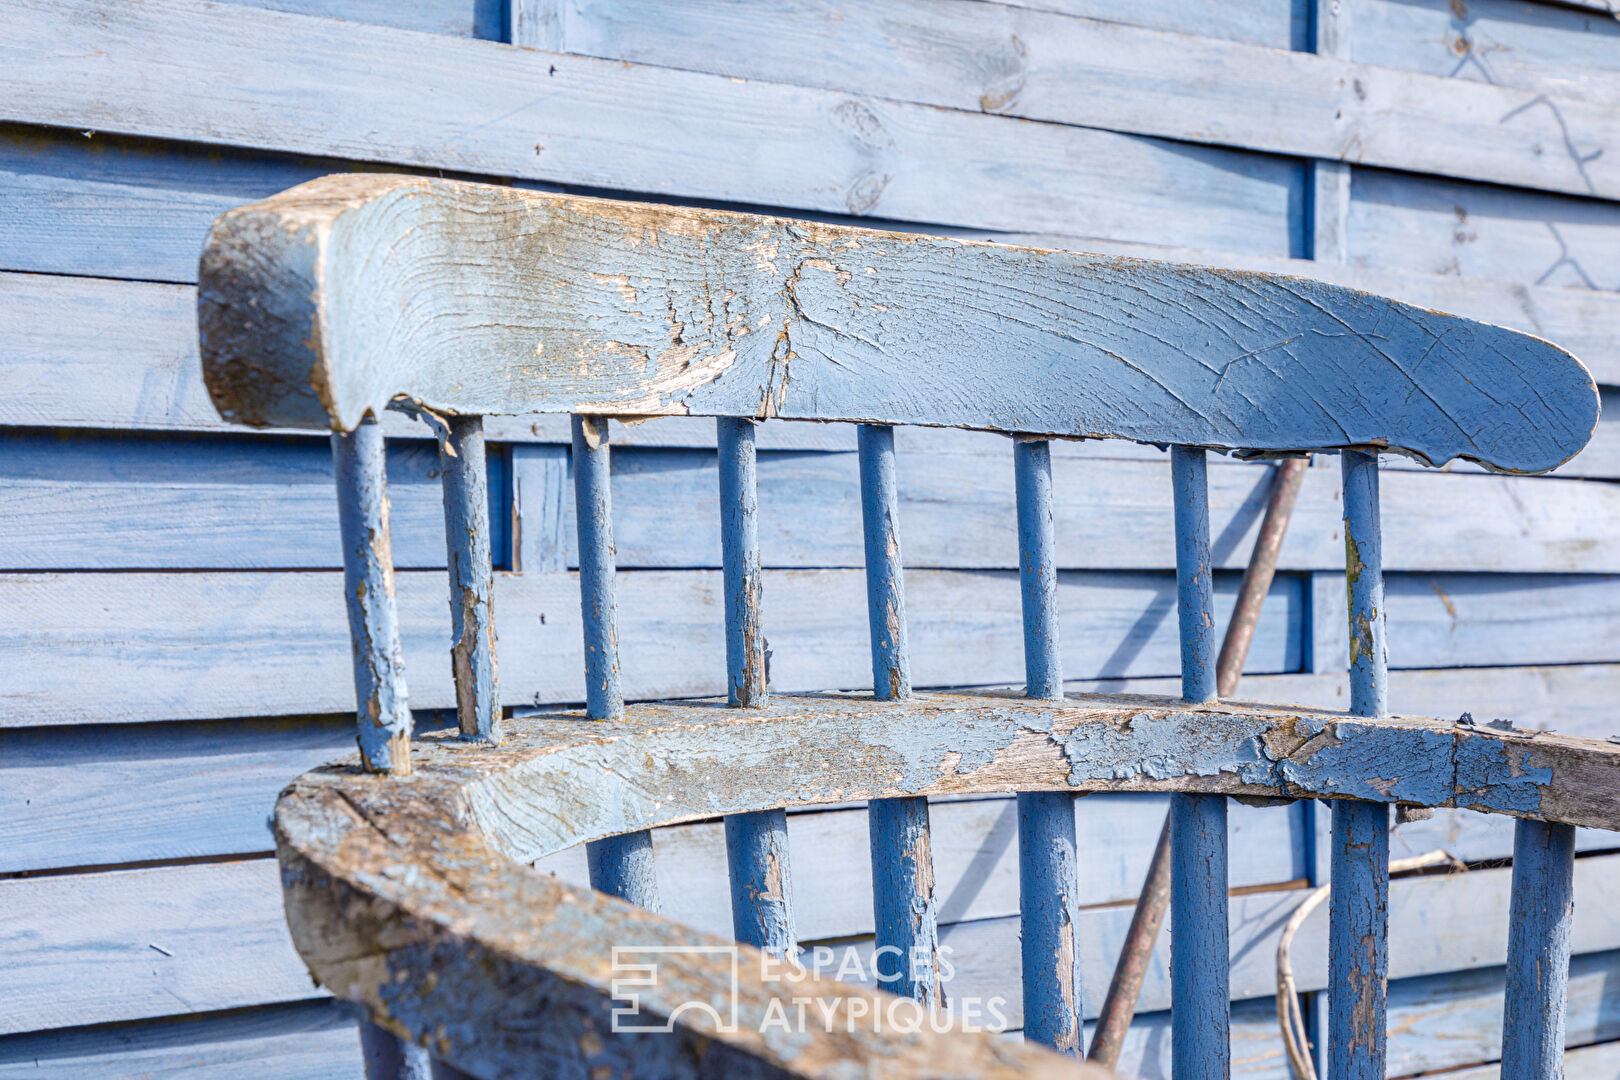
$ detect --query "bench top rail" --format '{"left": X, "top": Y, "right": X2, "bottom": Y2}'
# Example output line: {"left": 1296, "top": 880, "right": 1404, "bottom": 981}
{"left": 199, "top": 174, "right": 1599, "bottom": 475}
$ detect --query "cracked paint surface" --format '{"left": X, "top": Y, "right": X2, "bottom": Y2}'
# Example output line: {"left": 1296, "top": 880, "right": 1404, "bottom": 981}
{"left": 200, "top": 175, "right": 1597, "bottom": 475}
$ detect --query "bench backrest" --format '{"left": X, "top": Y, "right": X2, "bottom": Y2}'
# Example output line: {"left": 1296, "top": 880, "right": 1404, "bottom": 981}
{"left": 201, "top": 174, "right": 1609, "bottom": 1080}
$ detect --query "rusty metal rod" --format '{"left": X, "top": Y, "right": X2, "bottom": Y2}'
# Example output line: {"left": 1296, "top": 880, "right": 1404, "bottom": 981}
{"left": 1086, "top": 456, "right": 1309, "bottom": 1066}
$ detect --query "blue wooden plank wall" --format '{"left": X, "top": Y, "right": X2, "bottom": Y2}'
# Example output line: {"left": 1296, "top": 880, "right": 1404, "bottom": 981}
{"left": 2, "top": 0, "right": 1620, "bottom": 1076}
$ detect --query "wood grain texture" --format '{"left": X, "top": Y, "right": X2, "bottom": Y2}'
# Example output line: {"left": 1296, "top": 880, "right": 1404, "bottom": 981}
{"left": 200, "top": 175, "right": 1595, "bottom": 473}
{"left": 355, "top": 694, "right": 1620, "bottom": 857}
{"left": 0, "top": 566, "right": 1304, "bottom": 726}
{"left": 1350, "top": 168, "right": 1620, "bottom": 292}
{"left": 275, "top": 787, "right": 1094, "bottom": 1079}
{"left": 18, "top": 563, "right": 1620, "bottom": 726}
{"left": 2, "top": 0, "right": 1298, "bottom": 249}
{"left": 1351, "top": 0, "right": 1620, "bottom": 106}
{"left": 557, "top": 0, "right": 1620, "bottom": 200}
{"left": 9, "top": 256, "right": 1617, "bottom": 443}
{"left": 0, "top": 858, "right": 313, "bottom": 1036}
{"left": 269, "top": 712, "right": 1620, "bottom": 1077}
{"left": 0, "top": 999, "right": 363, "bottom": 1080}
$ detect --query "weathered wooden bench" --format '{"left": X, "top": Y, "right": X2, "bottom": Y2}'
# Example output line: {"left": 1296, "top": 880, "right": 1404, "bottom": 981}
{"left": 199, "top": 174, "right": 1613, "bottom": 1080}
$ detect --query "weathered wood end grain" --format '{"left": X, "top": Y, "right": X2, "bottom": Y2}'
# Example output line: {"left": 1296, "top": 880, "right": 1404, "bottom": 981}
{"left": 199, "top": 175, "right": 1599, "bottom": 474}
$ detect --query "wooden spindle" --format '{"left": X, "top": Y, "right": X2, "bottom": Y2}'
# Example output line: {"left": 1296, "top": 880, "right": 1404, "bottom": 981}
{"left": 858, "top": 423, "right": 939, "bottom": 1004}
{"left": 1330, "top": 448, "right": 1390, "bottom": 1080}
{"left": 1013, "top": 437, "right": 1083, "bottom": 1053}
{"left": 717, "top": 417, "right": 797, "bottom": 955}
{"left": 572, "top": 415, "right": 659, "bottom": 909}
{"left": 331, "top": 415, "right": 412, "bottom": 775}
{"left": 439, "top": 414, "right": 502, "bottom": 742}
{"left": 1169, "top": 445, "right": 1231, "bottom": 1080}
{"left": 1502, "top": 818, "right": 1576, "bottom": 1080}
{"left": 358, "top": 1020, "right": 432, "bottom": 1080}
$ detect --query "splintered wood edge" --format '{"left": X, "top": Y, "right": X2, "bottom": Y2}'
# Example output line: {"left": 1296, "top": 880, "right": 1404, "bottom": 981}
{"left": 199, "top": 175, "right": 1598, "bottom": 474}
{"left": 272, "top": 692, "right": 1620, "bottom": 1071}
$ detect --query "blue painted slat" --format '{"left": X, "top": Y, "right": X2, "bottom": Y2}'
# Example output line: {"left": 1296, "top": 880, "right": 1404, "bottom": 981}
{"left": 1169, "top": 792, "right": 1230, "bottom": 1080}
{"left": 585, "top": 831, "right": 660, "bottom": 911}
{"left": 1502, "top": 818, "right": 1577, "bottom": 1080}
{"left": 717, "top": 417, "right": 797, "bottom": 955}
{"left": 330, "top": 417, "right": 413, "bottom": 775}
{"left": 359, "top": 1019, "right": 430, "bottom": 1080}
{"left": 1332, "top": 448, "right": 1391, "bottom": 1080}
{"left": 1168, "top": 444, "right": 1230, "bottom": 1078}
{"left": 1329, "top": 801, "right": 1391, "bottom": 1080}
{"left": 1013, "top": 437, "right": 1083, "bottom": 1053}
{"left": 859, "top": 425, "right": 912, "bottom": 700}
{"left": 718, "top": 419, "right": 768, "bottom": 709}
{"left": 1343, "top": 450, "right": 1388, "bottom": 717}
{"left": 439, "top": 415, "right": 501, "bottom": 742}
{"left": 1172, "top": 446, "right": 1217, "bottom": 705}
{"left": 723, "top": 810, "right": 795, "bottom": 957}
{"left": 571, "top": 415, "right": 622, "bottom": 721}
{"left": 867, "top": 796, "right": 940, "bottom": 1005}
{"left": 1015, "top": 439, "right": 1063, "bottom": 702}
{"left": 571, "top": 414, "right": 657, "bottom": 909}
{"left": 858, "top": 423, "right": 938, "bottom": 1004}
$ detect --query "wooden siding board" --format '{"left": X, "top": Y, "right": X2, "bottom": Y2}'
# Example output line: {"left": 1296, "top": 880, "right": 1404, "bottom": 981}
{"left": 14, "top": 852, "right": 1620, "bottom": 1038}
{"left": 0, "top": 999, "right": 362, "bottom": 1080}
{"left": 0, "top": 567, "right": 1304, "bottom": 727}
{"left": 14, "top": 436, "right": 1620, "bottom": 571}
{"left": 12, "top": 564, "right": 1620, "bottom": 726}
{"left": 1350, "top": 166, "right": 1620, "bottom": 291}
{"left": 0, "top": 0, "right": 1301, "bottom": 251}
{"left": 1350, "top": 0, "right": 1620, "bottom": 106}
{"left": 842, "top": 855, "right": 1620, "bottom": 1025}
{"left": 226, "top": 0, "right": 503, "bottom": 39}
{"left": 0, "top": 859, "right": 314, "bottom": 1036}
{"left": 544, "top": 0, "right": 1620, "bottom": 201}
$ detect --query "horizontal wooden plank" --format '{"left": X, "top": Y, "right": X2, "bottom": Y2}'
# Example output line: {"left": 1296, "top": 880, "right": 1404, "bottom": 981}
{"left": 0, "top": 858, "right": 313, "bottom": 1036}
{"left": 1351, "top": 167, "right": 1620, "bottom": 293}
{"left": 11, "top": 838, "right": 1616, "bottom": 1043}
{"left": 13, "top": 433, "right": 1620, "bottom": 571}
{"left": 1351, "top": 0, "right": 1620, "bottom": 107}
{"left": 0, "top": 566, "right": 1302, "bottom": 725}
{"left": 553, "top": 0, "right": 1620, "bottom": 200}
{"left": 7, "top": 261, "right": 1616, "bottom": 446}
{"left": 8, "top": 665, "right": 1613, "bottom": 874}
{"left": 990, "top": 0, "right": 1300, "bottom": 49}
{"left": 601, "top": 448, "right": 1620, "bottom": 574}
{"left": 232, "top": 0, "right": 501, "bottom": 39}
{"left": 12, "top": 564, "right": 1620, "bottom": 725}
{"left": 1, "top": 0, "right": 1301, "bottom": 251}
{"left": 0, "top": 998, "right": 361, "bottom": 1080}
